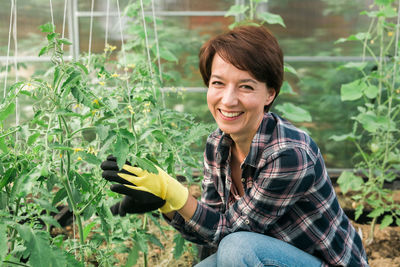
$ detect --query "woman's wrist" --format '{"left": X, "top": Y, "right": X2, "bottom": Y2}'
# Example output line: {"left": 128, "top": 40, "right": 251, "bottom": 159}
{"left": 178, "top": 194, "right": 198, "bottom": 222}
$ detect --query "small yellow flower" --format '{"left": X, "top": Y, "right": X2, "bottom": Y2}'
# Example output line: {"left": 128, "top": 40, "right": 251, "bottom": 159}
{"left": 93, "top": 99, "right": 99, "bottom": 105}
{"left": 98, "top": 81, "right": 105, "bottom": 86}
{"left": 144, "top": 102, "right": 151, "bottom": 107}
{"left": 74, "top": 148, "right": 83, "bottom": 153}
{"left": 396, "top": 89, "right": 400, "bottom": 94}
{"left": 60, "top": 153, "right": 63, "bottom": 158}
{"left": 370, "top": 39, "right": 375, "bottom": 44}
{"left": 127, "top": 105, "right": 134, "bottom": 114}
{"left": 388, "top": 32, "right": 394, "bottom": 37}
{"left": 111, "top": 73, "right": 120, "bottom": 78}
{"left": 87, "top": 147, "right": 98, "bottom": 155}
{"left": 73, "top": 104, "right": 81, "bottom": 109}
{"left": 171, "top": 122, "right": 177, "bottom": 128}
{"left": 110, "top": 45, "right": 117, "bottom": 51}
{"left": 92, "top": 109, "right": 98, "bottom": 116}
{"left": 77, "top": 156, "right": 82, "bottom": 161}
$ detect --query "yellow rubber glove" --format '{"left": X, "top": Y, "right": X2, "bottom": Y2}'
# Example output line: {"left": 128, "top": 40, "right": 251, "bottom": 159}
{"left": 118, "top": 165, "right": 188, "bottom": 213}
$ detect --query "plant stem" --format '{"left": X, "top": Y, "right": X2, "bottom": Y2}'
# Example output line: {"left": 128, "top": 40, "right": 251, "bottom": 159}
{"left": 9, "top": 197, "right": 21, "bottom": 252}
{"left": 143, "top": 214, "right": 148, "bottom": 267}
{"left": 77, "top": 181, "right": 108, "bottom": 215}
{"left": 249, "top": 0, "right": 254, "bottom": 20}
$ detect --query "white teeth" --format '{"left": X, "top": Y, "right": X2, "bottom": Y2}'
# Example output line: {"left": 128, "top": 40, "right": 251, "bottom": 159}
{"left": 220, "top": 110, "right": 241, "bottom": 118}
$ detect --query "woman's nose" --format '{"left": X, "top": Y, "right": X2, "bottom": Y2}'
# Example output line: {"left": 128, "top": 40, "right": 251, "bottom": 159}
{"left": 221, "top": 86, "right": 238, "bottom": 106}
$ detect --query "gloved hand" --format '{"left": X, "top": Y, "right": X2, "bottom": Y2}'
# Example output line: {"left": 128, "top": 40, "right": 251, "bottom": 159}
{"left": 102, "top": 156, "right": 189, "bottom": 214}
{"left": 101, "top": 155, "right": 166, "bottom": 215}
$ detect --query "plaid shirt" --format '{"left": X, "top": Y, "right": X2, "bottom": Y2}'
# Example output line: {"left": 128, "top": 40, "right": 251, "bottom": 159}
{"left": 167, "top": 112, "right": 368, "bottom": 266}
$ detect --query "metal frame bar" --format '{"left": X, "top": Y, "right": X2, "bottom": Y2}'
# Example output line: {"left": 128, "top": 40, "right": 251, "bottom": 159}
{"left": 76, "top": 10, "right": 227, "bottom": 17}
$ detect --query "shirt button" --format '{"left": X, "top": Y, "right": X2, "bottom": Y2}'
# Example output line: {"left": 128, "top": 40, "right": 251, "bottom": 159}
{"left": 245, "top": 219, "right": 250, "bottom": 225}
{"left": 241, "top": 178, "right": 245, "bottom": 183}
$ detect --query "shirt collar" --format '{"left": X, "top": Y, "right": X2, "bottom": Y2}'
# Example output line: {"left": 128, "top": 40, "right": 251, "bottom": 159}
{"left": 215, "top": 112, "right": 277, "bottom": 167}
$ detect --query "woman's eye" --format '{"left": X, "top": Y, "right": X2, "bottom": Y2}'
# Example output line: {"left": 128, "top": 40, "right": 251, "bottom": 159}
{"left": 241, "top": 85, "right": 254, "bottom": 90}
{"left": 212, "top": 81, "right": 223, "bottom": 86}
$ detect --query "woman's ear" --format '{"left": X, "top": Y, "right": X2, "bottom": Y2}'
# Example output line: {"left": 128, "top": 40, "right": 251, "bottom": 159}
{"left": 265, "top": 88, "right": 276, "bottom": 106}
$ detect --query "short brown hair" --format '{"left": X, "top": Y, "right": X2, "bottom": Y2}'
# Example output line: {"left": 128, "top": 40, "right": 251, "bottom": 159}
{"left": 199, "top": 25, "right": 284, "bottom": 111}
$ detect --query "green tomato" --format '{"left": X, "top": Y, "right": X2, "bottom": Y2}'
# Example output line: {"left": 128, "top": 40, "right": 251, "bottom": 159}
{"left": 370, "top": 143, "right": 379, "bottom": 153}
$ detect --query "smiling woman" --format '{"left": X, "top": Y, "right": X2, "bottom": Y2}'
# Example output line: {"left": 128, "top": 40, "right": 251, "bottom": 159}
{"left": 104, "top": 25, "right": 370, "bottom": 267}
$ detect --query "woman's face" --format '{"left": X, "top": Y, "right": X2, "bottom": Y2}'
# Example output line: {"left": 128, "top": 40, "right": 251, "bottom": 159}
{"left": 207, "top": 54, "right": 275, "bottom": 142}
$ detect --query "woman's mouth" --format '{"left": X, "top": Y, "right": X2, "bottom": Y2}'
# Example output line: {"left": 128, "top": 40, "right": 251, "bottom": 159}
{"left": 219, "top": 109, "right": 243, "bottom": 119}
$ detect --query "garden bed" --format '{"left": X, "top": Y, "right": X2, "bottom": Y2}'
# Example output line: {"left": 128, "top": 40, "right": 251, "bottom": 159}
{"left": 47, "top": 185, "right": 400, "bottom": 267}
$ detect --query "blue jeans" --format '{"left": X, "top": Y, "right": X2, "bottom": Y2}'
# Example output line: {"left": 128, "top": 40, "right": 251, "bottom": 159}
{"left": 195, "top": 232, "right": 323, "bottom": 267}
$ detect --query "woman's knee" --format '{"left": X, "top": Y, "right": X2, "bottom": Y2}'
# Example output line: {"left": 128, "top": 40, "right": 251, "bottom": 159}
{"left": 217, "top": 232, "right": 255, "bottom": 265}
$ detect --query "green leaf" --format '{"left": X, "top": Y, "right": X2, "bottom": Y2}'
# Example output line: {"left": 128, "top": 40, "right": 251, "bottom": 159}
{"left": 340, "top": 80, "right": 365, "bottom": 101}
{"left": 280, "top": 81, "right": 296, "bottom": 95}
{"left": 173, "top": 233, "right": 185, "bottom": 259}
{"left": 159, "top": 47, "right": 178, "bottom": 63}
{"left": 15, "top": 225, "right": 68, "bottom": 267}
{"left": 0, "top": 223, "right": 7, "bottom": 263}
{"left": 40, "top": 215, "right": 62, "bottom": 228}
{"left": 363, "top": 85, "right": 379, "bottom": 99}
{"left": 257, "top": 12, "right": 286, "bottom": 27}
{"left": 274, "top": 103, "right": 312, "bottom": 122}
{"left": 337, "top": 171, "right": 364, "bottom": 194}
{"left": 329, "top": 133, "right": 357, "bottom": 142}
{"left": 367, "top": 207, "right": 385, "bottom": 218}
{"left": 52, "top": 188, "right": 67, "bottom": 205}
{"left": 135, "top": 157, "right": 159, "bottom": 174}
{"left": 96, "top": 124, "right": 110, "bottom": 141}
{"left": 62, "top": 71, "right": 81, "bottom": 90}
{"left": 72, "top": 169, "right": 91, "bottom": 191}
{"left": 0, "top": 102, "right": 15, "bottom": 121}
{"left": 380, "top": 215, "right": 393, "bottom": 229}
{"left": 147, "top": 234, "right": 164, "bottom": 249}
{"left": 28, "top": 132, "right": 41, "bottom": 146}
{"left": 77, "top": 151, "right": 102, "bottom": 166}
{"left": 125, "top": 243, "right": 140, "bottom": 267}
{"left": 115, "top": 135, "right": 129, "bottom": 169}
{"left": 354, "top": 113, "right": 395, "bottom": 133}
{"left": 74, "top": 62, "right": 89, "bottom": 75}
{"left": 283, "top": 63, "right": 297, "bottom": 75}
{"left": 0, "top": 137, "right": 7, "bottom": 153}
{"left": 340, "top": 62, "right": 368, "bottom": 70}
{"left": 47, "top": 33, "right": 57, "bottom": 41}
{"left": 354, "top": 204, "right": 364, "bottom": 221}
{"left": 83, "top": 221, "right": 96, "bottom": 242}
{"left": 151, "top": 129, "right": 168, "bottom": 144}
{"left": 39, "top": 22, "right": 55, "bottom": 33}
{"left": 377, "top": 6, "right": 397, "bottom": 17}
{"left": 38, "top": 46, "right": 49, "bottom": 57}
{"left": 58, "top": 38, "right": 73, "bottom": 45}
{"left": 225, "top": 5, "right": 249, "bottom": 17}
{"left": 34, "top": 198, "right": 58, "bottom": 213}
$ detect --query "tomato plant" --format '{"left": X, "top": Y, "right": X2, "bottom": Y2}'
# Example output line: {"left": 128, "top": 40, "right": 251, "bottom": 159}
{"left": 331, "top": 0, "right": 400, "bottom": 243}
{"left": 0, "top": 8, "right": 210, "bottom": 265}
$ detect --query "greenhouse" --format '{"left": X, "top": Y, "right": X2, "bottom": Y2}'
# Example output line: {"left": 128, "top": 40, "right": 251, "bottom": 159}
{"left": 0, "top": 0, "right": 399, "bottom": 266}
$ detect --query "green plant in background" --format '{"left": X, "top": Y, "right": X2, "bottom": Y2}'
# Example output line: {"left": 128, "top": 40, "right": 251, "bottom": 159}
{"left": 225, "top": 0, "right": 312, "bottom": 125}
{"left": 331, "top": 0, "right": 400, "bottom": 243}
{"left": 0, "top": 17, "right": 210, "bottom": 266}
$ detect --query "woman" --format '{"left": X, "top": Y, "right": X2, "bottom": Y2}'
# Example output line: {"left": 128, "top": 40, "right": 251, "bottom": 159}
{"left": 101, "top": 26, "right": 369, "bottom": 266}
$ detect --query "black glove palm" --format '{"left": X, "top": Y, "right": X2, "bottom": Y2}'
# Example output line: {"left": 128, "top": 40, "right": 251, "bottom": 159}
{"left": 101, "top": 155, "right": 166, "bottom": 216}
